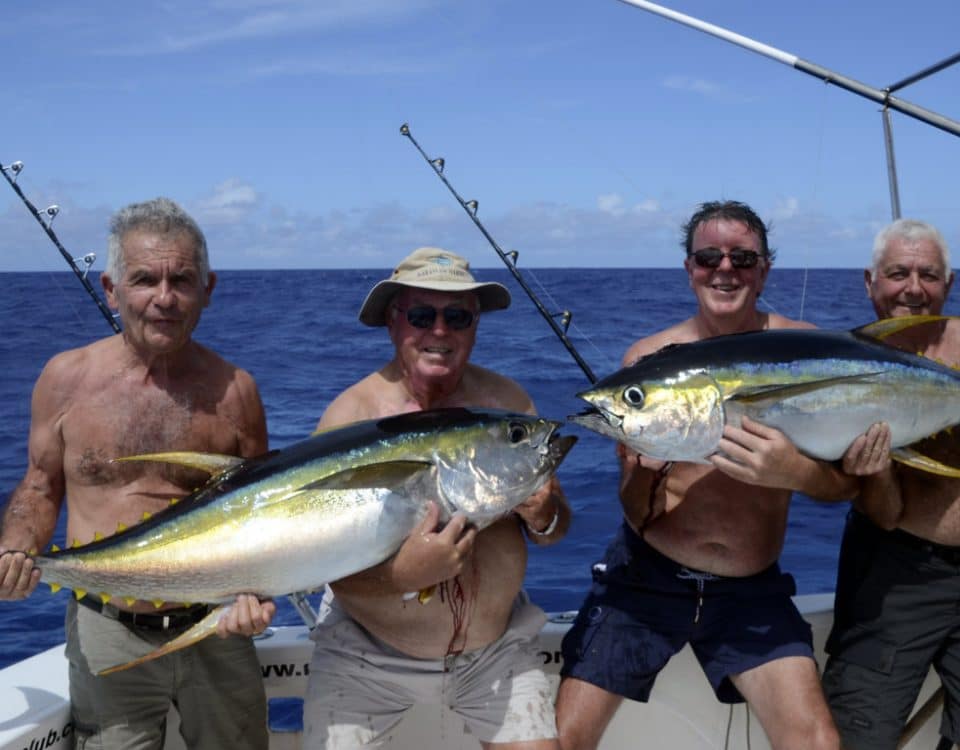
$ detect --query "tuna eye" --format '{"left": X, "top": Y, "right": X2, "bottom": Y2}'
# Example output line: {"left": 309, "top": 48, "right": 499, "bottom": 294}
{"left": 623, "top": 386, "right": 644, "bottom": 407}
{"left": 508, "top": 422, "right": 529, "bottom": 443}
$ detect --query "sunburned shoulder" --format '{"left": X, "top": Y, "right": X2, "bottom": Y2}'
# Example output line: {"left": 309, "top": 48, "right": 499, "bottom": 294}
{"left": 767, "top": 313, "right": 816, "bottom": 331}
{"left": 317, "top": 372, "right": 386, "bottom": 430}
{"left": 463, "top": 363, "right": 534, "bottom": 413}
{"left": 39, "top": 339, "right": 110, "bottom": 387}
{"left": 622, "top": 320, "right": 698, "bottom": 366}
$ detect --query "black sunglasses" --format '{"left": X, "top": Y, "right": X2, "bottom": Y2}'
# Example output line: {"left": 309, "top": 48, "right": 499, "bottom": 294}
{"left": 690, "top": 248, "right": 762, "bottom": 269}
{"left": 395, "top": 305, "right": 476, "bottom": 331}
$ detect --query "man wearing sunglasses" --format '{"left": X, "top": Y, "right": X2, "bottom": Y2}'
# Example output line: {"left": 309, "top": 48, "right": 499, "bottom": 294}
{"left": 303, "top": 247, "right": 570, "bottom": 750}
{"left": 557, "top": 201, "right": 859, "bottom": 750}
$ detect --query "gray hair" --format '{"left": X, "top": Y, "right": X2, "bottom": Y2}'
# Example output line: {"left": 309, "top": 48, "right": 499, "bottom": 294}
{"left": 106, "top": 197, "right": 209, "bottom": 284}
{"left": 870, "top": 218, "right": 951, "bottom": 278}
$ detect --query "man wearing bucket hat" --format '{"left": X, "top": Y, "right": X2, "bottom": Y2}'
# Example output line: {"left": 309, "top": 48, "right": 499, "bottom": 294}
{"left": 303, "top": 247, "right": 571, "bottom": 749}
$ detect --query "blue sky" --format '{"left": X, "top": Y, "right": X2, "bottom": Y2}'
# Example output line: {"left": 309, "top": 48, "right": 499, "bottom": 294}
{"left": 2, "top": 0, "right": 958, "bottom": 271}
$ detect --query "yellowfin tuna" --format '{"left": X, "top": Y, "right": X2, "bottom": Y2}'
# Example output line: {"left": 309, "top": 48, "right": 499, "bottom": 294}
{"left": 571, "top": 316, "right": 960, "bottom": 477}
{"left": 30, "top": 408, "right": 575, "bottom": 673}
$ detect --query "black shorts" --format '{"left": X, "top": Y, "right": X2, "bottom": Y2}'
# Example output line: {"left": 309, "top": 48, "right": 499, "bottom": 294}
{"left": 560, "top": 522, "right": 813, "bottom": 704}
{"left": 823, "top": 510, "right": 960, "bottom": 750}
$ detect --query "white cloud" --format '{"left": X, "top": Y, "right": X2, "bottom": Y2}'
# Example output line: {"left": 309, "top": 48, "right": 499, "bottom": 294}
{"left": 597, "top": 193, "right": 624, "bottom": 215}
{"left": 102, "top": 0, "right": 440, "bottom": 55}
{"left": 769, "top": 196, "right": 800, "bottom": 221}
{"left": 196, "top": 179, "right": 259, "bottom": 223}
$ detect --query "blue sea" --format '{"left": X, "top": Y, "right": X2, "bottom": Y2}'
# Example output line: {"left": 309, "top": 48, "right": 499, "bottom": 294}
{"left": 3, "top": 267, "right": 957, "bottom": 670}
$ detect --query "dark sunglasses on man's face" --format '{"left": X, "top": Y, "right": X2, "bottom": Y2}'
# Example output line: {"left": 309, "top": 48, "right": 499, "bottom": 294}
{"left": 397, "top": 305, "right": 476, "bottom": 330}
{"left": 690, "top": 248, "right": 762, "bottom": 270}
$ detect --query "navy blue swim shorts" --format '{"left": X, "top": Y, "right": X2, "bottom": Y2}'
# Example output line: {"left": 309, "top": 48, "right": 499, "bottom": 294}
{"left": 560, "top": 521, "right": 814, "bottom": 703}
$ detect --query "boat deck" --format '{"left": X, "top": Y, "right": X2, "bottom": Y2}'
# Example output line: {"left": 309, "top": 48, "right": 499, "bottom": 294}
{"left": 0, "top": 594, "right": 945, "bottom": 749}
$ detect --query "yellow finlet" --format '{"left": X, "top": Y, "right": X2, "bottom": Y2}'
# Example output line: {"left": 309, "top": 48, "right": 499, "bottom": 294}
{"left": 28, "top": 547, "right": 37, "bottom": 556}
{"left": 71, "top": 539, "right": 81, "bottom": 549}
{"left": 417, "top": 585, "right": 437, "bottom": 605}
{"left": 49, "top": 583, "right": 61, "bottom": 594}
{"left": 116, "top": 522, "right": 127, "bottom": 533}
{"left": 99, "top": 592, "right": 111, "bottom": 604}
{"left": 152, "top": 599, "right": 165, "bottom": 609}
{"left": 142, "top": 512, "right": 152, "bottom": 522}
{"left": 169, "top": 497, "right": 180, "bottom": 506}
{"left": 50, "top": 544, "right": 60, "bottom": 553}
{"left": 93, "top": 531, "right": 104, "bottom": 542}
{"left": 74, "top": 588, "right": 87, "bottom": 599}
{"left": 124, "top": 597, "right": 137, "bottom": 607}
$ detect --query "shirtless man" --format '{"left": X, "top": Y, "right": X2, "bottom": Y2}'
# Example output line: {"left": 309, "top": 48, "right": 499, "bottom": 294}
{"left": 822, "top": 219, "right": 960, "bottom": 750}
{"left": 302, "top": 247, "right": 571, "bottom": 750}
{"left": 0, "top": 198, "right": 274, "bottom": 749}
{"left": 556, "top": 201, "right": 857, "bottom": 750}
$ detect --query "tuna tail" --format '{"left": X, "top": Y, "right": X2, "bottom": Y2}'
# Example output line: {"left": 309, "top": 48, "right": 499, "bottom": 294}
{"left": 98, "top": 605, "right": 227, "bottom": 676}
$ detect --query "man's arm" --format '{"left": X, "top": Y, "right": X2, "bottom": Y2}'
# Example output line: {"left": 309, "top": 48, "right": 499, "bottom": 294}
{"left": 0, "top": 359, "right": 68, "bottom": 599}
{"left": 233, "top": 368, "right": 269, "bottom": 458}
{"left": 219, "top": 367, "right": 274, "bottom": 636}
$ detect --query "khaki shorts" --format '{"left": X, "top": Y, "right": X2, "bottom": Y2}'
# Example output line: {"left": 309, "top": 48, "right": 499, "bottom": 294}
{"left": 65, "top": 598, "right": 267, "bottom": 750}
{"left": 303, "top": 591, "right": 556, "bottom": 748}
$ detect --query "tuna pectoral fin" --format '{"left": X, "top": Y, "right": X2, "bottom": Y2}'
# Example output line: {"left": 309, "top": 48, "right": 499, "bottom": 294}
{"left": 304, "top": 460, "right": 432, "bottom": 491}
{"left": 892, "top": 447, "right": 960, "bottom": 478}
{"left": 112, "top": 451, "right": 247, "bottom": 477}
{"left": 855, "top": 314, "right": 953, "bottom": 341}
{"left": 728, "top": 373, "right": 885, "bottom": 404}
{"left": 97, "top": 605, "right": 225, "bottom": 676}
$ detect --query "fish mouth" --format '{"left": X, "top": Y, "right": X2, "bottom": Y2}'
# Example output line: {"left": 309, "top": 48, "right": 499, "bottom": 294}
{"left": 567, "top": 407, "right": 629, "bottom": 445}
{"left": 569, "top": 406, "right": 623, "bottom": 431}
{"left": 547, "top": 432, "right": 578, "bottom": 465}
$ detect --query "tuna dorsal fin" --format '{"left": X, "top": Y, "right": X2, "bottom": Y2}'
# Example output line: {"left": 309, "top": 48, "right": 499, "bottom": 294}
{"left": 303, "top": 460, "right": 432, "bottom": 491}
{"left": 892, "top": 447, "right": 960, "bottom": 478}
{"left": 854, "top": 314, "right": 953, "bottom": 341}
{"left": 111, "top": 451, "right": 245, "bottom": 478}
{"left": 98, "top": 605, "right": 226, "bottom": 676}
{"left": 728, "top": 373, "right": 886, "bottom": 405}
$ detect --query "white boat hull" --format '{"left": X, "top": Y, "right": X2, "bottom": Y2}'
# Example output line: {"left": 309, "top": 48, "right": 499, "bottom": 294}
{"left": 0, "top": 594, "right": 946, "bottom": 750}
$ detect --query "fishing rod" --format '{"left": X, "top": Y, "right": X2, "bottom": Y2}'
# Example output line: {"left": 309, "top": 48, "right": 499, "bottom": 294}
{"left": 1, "top": 159, "right": 121, "bottom": 333}
{"left": 400, "top": 123, "right": 598, "bottom": 385}
{"left": 617, "top": 0, "right": 960, "bottom": 221}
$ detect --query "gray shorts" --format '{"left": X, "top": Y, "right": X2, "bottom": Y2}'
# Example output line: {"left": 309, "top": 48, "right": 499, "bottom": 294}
{"left": 302, "top": 591, "right": 557, "bottom": 748}
{"left": 65, "top": 598, "right": 267, "bottom": 750}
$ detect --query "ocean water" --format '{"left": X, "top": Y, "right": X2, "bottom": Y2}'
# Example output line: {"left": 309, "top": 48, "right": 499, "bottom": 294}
{"left": 2, "top": 267, "right": 957, "bottom": 670}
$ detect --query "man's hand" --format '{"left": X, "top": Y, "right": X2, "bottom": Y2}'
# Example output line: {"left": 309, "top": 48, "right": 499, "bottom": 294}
{"left": 216, "top": 594, "right": 277, "bottom": 638}
{"left": 0, "top": 550, "right": 40, "bottom": 601}
{"left": 710, "top": 416, "right": 804, "bottom": 489}
{"left": 513, "top": 476, "right": 561, "bottom": 535}
{"left": 842, "top": 422, "right": 892, "bottom": 476}
{"left": 387, "top": 501, "right": 477, "bottom": 593}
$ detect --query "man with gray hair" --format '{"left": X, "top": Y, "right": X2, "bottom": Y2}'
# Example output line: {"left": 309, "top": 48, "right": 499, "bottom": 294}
{"left": 823, "top": 218, "right": 960, "bottom": 749}
{"left": 303, "top": 246, "right": 571, "bottom": 749}
{"left": 0, "top": 197, "right": 273, "bottom": 749}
